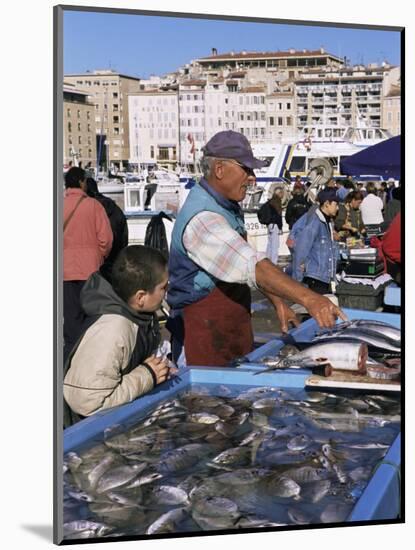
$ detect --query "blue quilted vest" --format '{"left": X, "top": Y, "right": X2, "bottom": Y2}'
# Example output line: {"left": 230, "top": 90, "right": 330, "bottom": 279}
{"left": 167, "top": 178, "right": 246, "bottom": 310}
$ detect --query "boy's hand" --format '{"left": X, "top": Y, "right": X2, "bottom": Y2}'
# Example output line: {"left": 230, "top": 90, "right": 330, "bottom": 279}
{"left": 143, "top": 355, "right": 170, "bottom": 384}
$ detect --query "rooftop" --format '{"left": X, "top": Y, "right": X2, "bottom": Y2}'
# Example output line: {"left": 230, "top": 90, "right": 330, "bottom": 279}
{"left": 197, "top": 48, "right": 342, "bottom": 62}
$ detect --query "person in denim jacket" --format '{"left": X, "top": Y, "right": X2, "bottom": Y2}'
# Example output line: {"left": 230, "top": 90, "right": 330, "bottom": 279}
{"left": 292, "top": 188, "right": 340, "bottom": 295}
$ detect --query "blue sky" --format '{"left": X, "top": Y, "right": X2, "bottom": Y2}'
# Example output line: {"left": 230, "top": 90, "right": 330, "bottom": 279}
{"left": 63, "top": 10, "right": 401, "bottom": 78}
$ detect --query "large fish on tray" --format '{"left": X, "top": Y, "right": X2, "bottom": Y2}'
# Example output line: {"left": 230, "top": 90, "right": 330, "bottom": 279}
{"left": 259, "top": 341, "right": 367, "bottom": 374}
{"left": 314, "top": 321, "right": 400, "bottom": 353}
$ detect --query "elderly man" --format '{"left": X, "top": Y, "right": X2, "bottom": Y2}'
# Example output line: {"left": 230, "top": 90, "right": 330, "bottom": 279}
{"left": 167, "top": 131, "right": 346, "bottom": 367}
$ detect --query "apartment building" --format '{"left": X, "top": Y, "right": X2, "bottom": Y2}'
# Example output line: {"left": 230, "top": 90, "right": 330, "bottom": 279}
{"left": 383, "top": 86, "right": 401, "bottom": 136}
{"left": 128, "top": 91, "right": 179, "bottom": 168}
{"left": 64, "top": 70, "right": 141, "bottom": 170}
{"left": 63, "top": 83, "right": 96, "bottom": 168}
{"left": 382, "top": 66, "right": 401, "bottom": 136}
{"left": 294, "top": 64, "right": 399, "bottom": 131}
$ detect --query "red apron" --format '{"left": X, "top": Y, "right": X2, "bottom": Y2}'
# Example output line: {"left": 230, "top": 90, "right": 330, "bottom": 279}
{"left": 183, "top": 282, "right": 253, "bottom": 366}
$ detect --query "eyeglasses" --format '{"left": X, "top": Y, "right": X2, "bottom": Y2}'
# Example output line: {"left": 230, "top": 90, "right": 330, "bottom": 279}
{"left": 220, "top": 158, "right": 255, "bottom": 176}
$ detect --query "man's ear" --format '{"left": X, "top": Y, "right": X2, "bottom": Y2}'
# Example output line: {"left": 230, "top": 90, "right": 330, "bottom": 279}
{"left": 129, "top": 289, "right": 147, "bottom": 309}
{"left": 214, "top": 160, "right": 224, "bottom": 180}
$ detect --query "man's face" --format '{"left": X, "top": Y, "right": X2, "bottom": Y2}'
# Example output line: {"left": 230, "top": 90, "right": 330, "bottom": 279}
{"left": 212, "top": 159, "right": 256, "bottom": 202}
{"left": 324, "top": 200, "right": 339, "bottom": 218}
{"left": 350, "top": 198, "right": 362, "bottom": 210}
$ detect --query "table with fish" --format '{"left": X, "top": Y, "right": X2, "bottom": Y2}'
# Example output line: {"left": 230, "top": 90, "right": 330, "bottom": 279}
{"left": 62, "top": 309, "right": 401, "bottom": 541}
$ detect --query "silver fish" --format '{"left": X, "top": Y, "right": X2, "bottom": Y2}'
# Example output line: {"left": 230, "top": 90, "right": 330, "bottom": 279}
{"left": 236, "top": 515, "right": 287, "bottom": 528}
{"left": 66, "top": 487, "right": 95, "bottom": 503}
{"left": 96, "top": 465, "right": 142, "bottom": 494}
{"left": 320, "top": 502, "right": 351, "bottom": 523}
{"left": 192, "top": 509, "right": 239, "bottom": 531}
{"left": 87, "top": 454, "right": 118, "bottom": 490}
{"left": 147, "top": 485, "right": 189, "bottom": 506}
{"left": 64, "top": 452, "right": 83, "bottom": 472}
{"left": 215, "top": 468, "right": 271, "bottom": 486}
{"left": 212, "top": 447, "right": 251, "bottom": 466}
{"left": 157, "top": 443, "right": 211, "bottom": 474}
{"left": 287, "top": 434, "right": 312, "bottom": 451}
{"left": 314, "top": 329, "right": 400, "bottom": 353}
{"left": 188, "top": 413, "right": 220, "bottom": 424}
{"left": 288, "top": 508, "right": 313, "bottom": 524}
{"left": 349, "top": 465, "right": 373, "bottom": 482}
{"left": 146, "top": 507, "right": 187, "bottom": 535}
{"left": 106, "top": 491, "right": 141, "bottom": 507}
{"left": 284, "top": 466, "right": 329, "bottom": 483}
{"left": 124, "top": 471, "right": 163, "bottom": 489}
{"left": 302, "top": 480, "right": 331, "bottom": 503}
{"left": 282, "top": 341, "right": 368, "bottom": 372}
{"left": 193, "top": 496, "right": 239, "bottom": 518}
{"left": 64, "top": 520, "right": 114, "bottom": 538}
{"left": 267, "top": 475, "right": 301, "bottom": 498}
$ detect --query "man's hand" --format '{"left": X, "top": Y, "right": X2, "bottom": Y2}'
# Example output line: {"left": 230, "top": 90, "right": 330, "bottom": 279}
{"left": 269, "top": 296, "right": 300, "bottom": 334}
{"left": 302, "top": 294, "right": 348, "bottom": 329}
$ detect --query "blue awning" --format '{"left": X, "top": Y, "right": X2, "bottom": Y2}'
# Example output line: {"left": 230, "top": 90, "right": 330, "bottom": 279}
{"left": 340, "top": 135, "right": 401, "bottom": 180}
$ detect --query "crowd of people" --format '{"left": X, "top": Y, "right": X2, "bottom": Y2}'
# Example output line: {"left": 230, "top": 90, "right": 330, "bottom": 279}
{"left": 62, "top": 130, "right": 401, "bottom": 427}
{"left": 261, "top": 171, "right": 401, "bottom": 294}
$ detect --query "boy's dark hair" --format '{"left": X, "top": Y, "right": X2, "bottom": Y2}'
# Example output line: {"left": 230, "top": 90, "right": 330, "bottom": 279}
{"left": 366, "top": 182, "right": 377, "bottom": 195}
{"left": 112, "top": 245, "right": 167, "bottom": 302}
{"left": 65, "top": 166, "right": 86, "bottom": 189}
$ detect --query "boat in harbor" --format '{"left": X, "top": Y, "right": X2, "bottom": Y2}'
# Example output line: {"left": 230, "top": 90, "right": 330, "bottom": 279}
{"left": 96, "top": 120, "right": 390, "bottom": 258}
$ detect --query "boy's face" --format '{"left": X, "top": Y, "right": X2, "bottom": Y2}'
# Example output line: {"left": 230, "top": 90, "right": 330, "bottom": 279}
{"left": 143, "top": 270, "right": 169, "bottom": 312}
{"left": 130, "top": 269, "right": 169, "bottom": 312}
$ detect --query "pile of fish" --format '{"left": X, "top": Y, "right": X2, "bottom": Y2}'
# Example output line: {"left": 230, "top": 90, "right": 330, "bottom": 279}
{"left": 63, "top": 384, "right": 400, "bottom": 540}
{"left": 259, "top": 319, "right": 401, "bottom": 380}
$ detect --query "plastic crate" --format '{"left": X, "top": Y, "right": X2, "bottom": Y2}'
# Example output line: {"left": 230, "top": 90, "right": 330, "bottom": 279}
{"left": 336, "top": 281, "right": 390, "bottom": 311}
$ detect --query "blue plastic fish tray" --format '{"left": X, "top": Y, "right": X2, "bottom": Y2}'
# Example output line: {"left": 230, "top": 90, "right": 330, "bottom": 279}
{"left": 384, "top": 284, "right": 401, "bottom": 307}
{"left": 63, "top": 308, "right": 401, "bottom": 524}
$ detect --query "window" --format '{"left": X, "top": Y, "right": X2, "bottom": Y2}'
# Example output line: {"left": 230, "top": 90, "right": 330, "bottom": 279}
{"left": 87, "top": 136, "right": 92, "bottom": 145}
{"left": 278, "top": 117, "right": 283, "bottom": 125}
{"left": 77, "top": 123, "right": 81, "bottom": 131}
{"left": 269, "top": 117, "right": 275, "bottom": 126}
{"left": 87, "top": 111, "right": 91, "bottom": 120}
{"left": 287, "top": 117, "right": 292, "bottom": 126}
{"left": 113, "top": 104, "right": 119, "bottom": 111}
{"left": 68, "top": 136, "right": 72, "bottom": 145}
{"left": 150, "top": 146, "right": 155, "bottom": 159}
{"left": 77, "top": 110, "right": 81, "bottom": 118}
{"left": 113, "top": 92, "right": 118, "bottom": 99}
{"left": 113, "top": 116, "right": 119, "bottom": 123}
{"left": 287, "top": 103, "right": 291, "bottom": 110}
{"left": 68, "top": 121, "right": 72, "bottom": 132}
{"left": 78, "top": 136, "right": 82, "bottom": 144}
{"left": 114, "top": 127, "right": 119, "bottom": 135}
{"left": 87, "top": 124, "right": 91, "bottom": 132}
{"left": 67, "top": 108, "right": 71, "bottom": 117}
